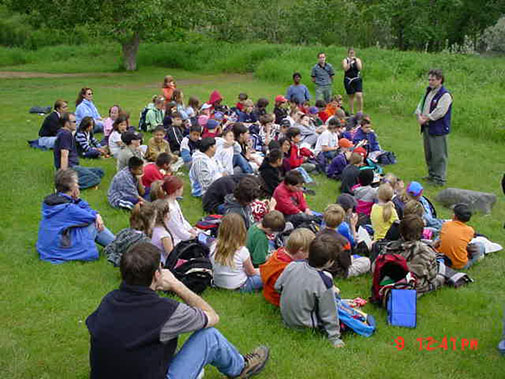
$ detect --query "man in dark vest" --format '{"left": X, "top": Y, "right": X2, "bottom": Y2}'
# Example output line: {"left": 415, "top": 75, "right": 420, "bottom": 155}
{"left": 415, "top": 69, "right": 452, "bottom": 186}
{"left": 86, "top": 242, "right": 269, "bottom": 378}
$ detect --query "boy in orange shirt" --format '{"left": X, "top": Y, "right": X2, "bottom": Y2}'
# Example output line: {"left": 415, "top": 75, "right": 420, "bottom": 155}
{"left": 260, "top": 228, "right": 315, "bottom": 306}
{"left": 437, "top": 204, "right": 484, "bottom": 269}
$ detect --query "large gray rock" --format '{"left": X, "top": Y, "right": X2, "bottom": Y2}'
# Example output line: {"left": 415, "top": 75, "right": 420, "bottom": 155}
{"left": 436, "top": 188, "right": 497, "bottom": 214}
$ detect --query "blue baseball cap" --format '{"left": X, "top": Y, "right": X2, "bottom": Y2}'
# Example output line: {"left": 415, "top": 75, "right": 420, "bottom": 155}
{"left": 406, "top": 181, "right": 424, "bottom": 197}
{"left": 206, "top": 119, "right": 219, "bottom": 129}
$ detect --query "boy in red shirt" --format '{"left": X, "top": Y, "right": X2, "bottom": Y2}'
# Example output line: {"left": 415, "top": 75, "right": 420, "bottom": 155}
{"left": 141, "top": 152, "right": 174, "bottom": 190}
{"left": 260, "top": 228, "right": 315, "bottom": 306}
{"left": 273, "top": 170, "right": 311, "bottom": 216}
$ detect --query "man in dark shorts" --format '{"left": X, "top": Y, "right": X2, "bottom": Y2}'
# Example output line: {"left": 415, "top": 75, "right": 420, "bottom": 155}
{"left": 342, "top": 48, "right": 363, "bottom": 114}
{"left": 86, "top": 242, "right": 270, "bottom": 378}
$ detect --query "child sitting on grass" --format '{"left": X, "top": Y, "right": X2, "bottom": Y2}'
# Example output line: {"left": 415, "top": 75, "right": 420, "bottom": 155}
{"left": 336, "top": 194, "right": 359, "bottom": 247}
{"left": 102, "top": 105, "right": 121, "bottom": 144}
{"left": 145, "top": 125, "right": 171, "bottom": 162}
{"left": 75, "top": 116, "right": 107, "bottom": 159}
{"left": 108, "top": 115, "right": 128, "bottom": 158}
{"left": 436, "top": 203, "right": 485, "bottom": 269}
{"left": 108, "top": 157, "right": 145, "bottom": 210}
{"left": 260, "top": 228, "right": 316, "bottom": 306}
{"left": 353, "top": 169, "right": 377, "bottom": 220}
{"left": 235, "top": 92, "right": 248, "bottom": 112}
{"left": 371, "top": 184, "right": 399, "bottom": 241}
{"left": 326, "top": 137, "right": 354, "bottom": 179}
{"left": 151, "top": 199, "right": 173, "bottom": 266}
{"left": 273, "top": 95, "right": 288, "bottom": 124}
{"left": 246, "top": 210, "right": 286, "bottom": 267}
{"left": 116, "top": 131, "right": 143, "bottom": 171}
{"left": 273, "top": 170, "right": 313, "bottom": 225}
{"left": 340, "top": 150, "right": 365, "bottom": 194}
{"left": 180, "top": 124, "right": 201, "bottom": 169}
{"left": 210, "top": 213, "right": 263, "bottom": 293}
{"left": 259, "top": 149, "right": 283, "bottom": 197}
{"left": 275, "top": 234, "right": 345, "bottom": 348}
{"left": 321, "top": 204, "right": 370, "bottom": 278}
{"left": 141, "top": 152, "right": 174, "bottom": 190}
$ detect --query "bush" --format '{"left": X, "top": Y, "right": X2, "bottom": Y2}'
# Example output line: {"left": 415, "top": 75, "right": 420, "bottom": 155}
{"left": 480, "top": 16, "right": 505, "bottom": 53}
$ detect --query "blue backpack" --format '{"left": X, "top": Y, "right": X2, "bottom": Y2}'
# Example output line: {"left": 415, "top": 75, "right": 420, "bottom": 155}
{"left": 387, "top": 289, "right": 417, "bottom": 328}
{"left": 337, "top": 298, "right": 376, "bottom": 337}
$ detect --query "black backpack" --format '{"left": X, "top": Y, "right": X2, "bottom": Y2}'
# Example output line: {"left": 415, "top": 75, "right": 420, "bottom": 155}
{"left": 164, "top": 239, "right": 213, "bottom": 294}
{"left": 138, "top": 107, "right": 150, "bottom": 132}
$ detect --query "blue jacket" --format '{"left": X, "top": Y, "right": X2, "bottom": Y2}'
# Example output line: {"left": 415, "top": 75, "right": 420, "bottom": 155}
{"left": 352, "top": 128, "right": 380, "bottom": 152}
{"left": 76, "top": 99, "right": 104, "bottom": 128}
{"left": 36, "top": 193, "right": 99, "bottom": 264}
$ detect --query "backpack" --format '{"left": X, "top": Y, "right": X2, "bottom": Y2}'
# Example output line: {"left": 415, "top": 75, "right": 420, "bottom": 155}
{"left": 337, "top": 298, "right": 376, "bottom": 337}
{"left": 377, "top": 151, "right": 397, "bottom": 165}
{"left": 164, "top": 239, "right": 213, "bottom": 294}
{"left": 138, "top": 107, "right": 150, "bottom": 132}
{"left": 104, "top": 228, "right": 150, "bottom": 267}
{"left": 195, "top": 214, "right": 223, "bottom": 237}
{"left": 371, "top": 253, "right": 416, "bottom": 307}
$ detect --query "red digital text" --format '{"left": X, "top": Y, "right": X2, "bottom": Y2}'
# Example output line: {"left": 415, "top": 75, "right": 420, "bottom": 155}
{"left": 393, "top": 336, "right": 478, "bottom": 351}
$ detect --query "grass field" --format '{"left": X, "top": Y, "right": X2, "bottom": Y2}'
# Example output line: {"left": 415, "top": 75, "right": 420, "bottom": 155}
{"left": 1, "top": 63, "right": 504, "bottom": 378}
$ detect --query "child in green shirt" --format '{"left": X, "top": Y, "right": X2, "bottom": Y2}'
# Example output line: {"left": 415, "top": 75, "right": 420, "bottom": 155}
{"left": 246, "top": 210, "right": 286, "bottom": 267}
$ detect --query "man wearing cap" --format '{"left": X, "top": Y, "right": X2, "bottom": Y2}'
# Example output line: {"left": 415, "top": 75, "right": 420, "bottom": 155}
{"left": 286, "top": 73, "right": 311, "bottom": 105}
{"left": 117, "top": 131, "right": 143, "bottom": 171}
{"left": 311, "top": 52, "right": 335, "bottom": 103}
{"left": 415, "top": 69, "right": 452, "bottom": 186}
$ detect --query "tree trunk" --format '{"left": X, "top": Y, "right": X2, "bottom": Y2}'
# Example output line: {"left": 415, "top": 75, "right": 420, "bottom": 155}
{"left": 122, "top": 32, "right": 140, "bottom": 71}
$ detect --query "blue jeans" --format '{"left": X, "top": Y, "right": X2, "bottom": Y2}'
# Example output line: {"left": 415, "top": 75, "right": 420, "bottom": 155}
{"left": 233, "top": 154, "right": 253, "bottom": 174}
{"left": 239, "top": 275, "right": 263, "bottom": 293}
{"left": 86, "top": 223, "right": 115, "bottom": 246}
{"left": 167, "top": 328, "right": 244, "bottom": 379}
{"left": 38, "top": 136, "right": 57, "bottom": 149}
{"left": 462, "top": 242, "right": 485, "bottom": 269}
{"left": 82, "top": 149, "right": 101, "bottom": 159}
{"left": 72, "top": 166, "right": 104, "bottom": 189}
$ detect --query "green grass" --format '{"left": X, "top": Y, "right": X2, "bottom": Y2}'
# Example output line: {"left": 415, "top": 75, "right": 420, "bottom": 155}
{"left": 1, "top": 64, "right": 504, "bottom": 378}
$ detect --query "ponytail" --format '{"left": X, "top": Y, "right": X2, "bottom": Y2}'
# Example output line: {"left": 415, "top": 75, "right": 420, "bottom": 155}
{"left": 377, "top": 183, "right": 395, "bottom": 222}
{"left": 382, "top": 201, "right": 394, "bottom": 222}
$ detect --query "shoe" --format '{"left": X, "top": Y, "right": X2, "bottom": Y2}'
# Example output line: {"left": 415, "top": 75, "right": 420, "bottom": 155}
{"left": 498, "top": 339, "right": 505, "bottom": 356}
{"left": 237, "top": 345, "right": 270, "bottom": 378}
{"left": 331, "top": 338, "right": 345, "bottom": 348}
{"left": 303, "top": 188, "right": 316, "bottom": 196}
{"left": 421, "top": 176, "right": 433, "bottom": 182}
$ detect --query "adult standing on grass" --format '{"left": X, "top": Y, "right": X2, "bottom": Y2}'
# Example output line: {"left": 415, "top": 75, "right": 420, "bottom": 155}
{"left": 342, "top": 48, "right": 363, "bottom": 114}
{"left": 75, "top": 87, "right": 104, "bottom": 133}
{"left": 285, "top": 72, "right": 311, "bottom": 105}
{"left": 53, "top": 112, "right": 104, "bottom": 189}
{"left": 311, "top": 52, "right": 335, "bottom": 103}
{"left": 36, "top": 169, "right": 115, "bottom": 264}
{"left": 415, "top": 69, "right": 452, "bottom": 187}
{"left": 86, "top": 242, "right": 270, "bottom": 379}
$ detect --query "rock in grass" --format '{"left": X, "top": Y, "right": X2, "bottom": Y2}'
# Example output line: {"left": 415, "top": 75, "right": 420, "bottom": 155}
{"left": 436, "top": 188, "right": 497, "bottom": 214}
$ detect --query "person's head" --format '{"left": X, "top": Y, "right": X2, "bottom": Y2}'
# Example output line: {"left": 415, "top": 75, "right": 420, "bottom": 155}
{"left": 172, "top": 112, "right": 183, "bottom": 126}
{"left": 215, "top": 213, "right": 247, "bottom": 267}
{"left": 382, "top": 173, "right": 403, "bottom": 193}
{"left": 120, "top": 242, "right": 162, "bottom": 287}
{"left": 78, "top": 116, "right": 95, "bottom": 133}
{"left": 399, "top": 215, "right": 424, "bottom": 241}
{"left": 266, "top": 149, "right": 283, "bottom": 168}
{"left": 286, "top": 127, "right": 301, "bottom": 143}
{"left": 172, "top": 89, "right": 183, "bottom": 104}
{"left": 360, "top": 116, "right": 372, "bottom": 133}
{"left": 347, "top": 47, "right": 356, "bottom": 58}
{"left": 292, "top": 72, "right": 302, "bottom": 84}
{"left": 349, "top": 152, "right": 364, "bottom": 166}
{"left": 326, "top": 119, "right": 338, "bottom": 132}
{"left": 198, "top": 137, "right": 217, "bottom": 156}
{"left": 308, "top": 234, "right": 339, "bottom": 269}
{"left": 405, "top": 181, "right": 424, "bottom": 200}
{"left": 60, "top": 112, "right": 77, "bottom": 131}
{"left": 162, "top": 175, "right": 184, "bottom": 198}
{"left": 234, "top": 176, "right": 261, "bottom": 206}
{"left": 152, "top": 199, "right": 170, "bottom": 226}
{"left": 403, "top": 200, "right": 424, "bottom": 218}
{"left": 189, "top": 125, "right": 202, "bottom": 142}
{"left": 54, "top": 99, "right": 68, "bottom": 113}
{"left": 275, "top": 95, "right": 288, "bottom": 107}
{"left": 128, "top": 156, "right": 144, "bottom": 176}
{"left": 358, "top": 169, "right": 374, "bottom": 187}
{"left": 337, "top": 193, "right": 357, "bottom": 215}
{"left": 338, "top": 137, "right": 354, "bottom": 152}
{"left": 279, "top": 119, "right": 290, "bottom": 133}
{"left": 130, "top": 202, "right": 157, "bottom": 236}
{"left": 261, "top": 210, "right": 286, "bottom": 234}
{"left": 284, "top": 170, "right": 304, "bottom": 192}
{"left": 317, "top": 52, "right": 326, "bottom": 65}
{"left": 221, "top": 127, "right": 234, "bottom": 144}
{"left": 188, "top": 96, "right": 200, "bottom": 109}
{"left": 278, "top": 137, "right": 291, "bottom": 153}
{"left": 76, "top": 87, "right": 93, "bottom": 106}
{"left": 377, "top": 184, "right": 395, "bottom": 223}
{"left": 259, "top": 113, "right": 274, "bottom": 126}
{"left": 108, "top": 105, "right": 121, "bottom": 120}
{"left": 315, "top": 99, "right": 326, "bottom": 109}
{"left": 55, "top": 168, "right": 79, "bottom": 198}
{"left": 155, "top": 152, "right": 174, "bottom": 171}
{"left": 428, "top": 69, "right": 444, "bottom": 88}
{"left": 154, "top": 95, "right": 165, "bottom": 110}
{"left": 323, "top": 204, "right": 346, "bottom": 229}
{"left": 238, "top": 92, "right": 248, "bottom": 102}
{"left": 256, "top": 97, "right": 269, "bottom": 111}
{"left": 163, "top": 75, "right": 175, "bottom": 88}
{"left": 165, "top": 101, "right": 176, "bottom": 115}
{"left": 243, "top": 99, "right": 254, "bottom": 113}
{"left": 113, "top": 115, "right": 128, "bottom": 133}
{"left": 149, "top": 180, "right": 165, "bottom": 201}
{"left": 453, "top": 203, "right": 472, "bottom": 223}
{"left": 152, "top": 126, "right": 166, "bottom": 143}
{"left": 232, "top": 122, "right": 250, "bottom": 143}
{"left": 121, "top": 131, "right": 142, "bottom": 148}
{"left": 285, "top": 228, "right": 316, "bottom": 259}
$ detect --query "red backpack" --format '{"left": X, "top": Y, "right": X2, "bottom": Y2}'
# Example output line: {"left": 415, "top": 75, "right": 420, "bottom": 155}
{"left": 370, "top": 254, "right": 416, "bottom": 307}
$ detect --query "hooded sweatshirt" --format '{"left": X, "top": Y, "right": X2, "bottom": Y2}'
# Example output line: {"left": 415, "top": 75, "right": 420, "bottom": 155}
{"left": 259, "top": 247, "right": 294, "bottom": 306}
{"left": 36, "top": 193, "right": 98, "bottom": 264}
{"left": 223, "top": 193, "right": 254, "bottom": 229}
{"left": 208, "top": 90, "right": 223, "bottom": 108}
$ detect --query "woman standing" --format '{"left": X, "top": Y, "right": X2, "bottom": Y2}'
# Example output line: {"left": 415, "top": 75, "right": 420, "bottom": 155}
{"left": 342, "top": 48, "right": 363, "bottom": 115}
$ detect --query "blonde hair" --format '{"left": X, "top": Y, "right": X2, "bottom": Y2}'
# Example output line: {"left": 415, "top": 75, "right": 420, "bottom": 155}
{"left": 149, "top": 180, "right": 166, "bottom": 201}
{"left": 323, "top": 204, "right": 345, "bottom": 228}
{"left": 286, "top": 228, "right": 315, "bottom": 255}
{"left": 243, "top": 99, "right": 254, "bottom": 108}
{"left": 377, "top": 184, "right": 395, "bottom": 222}
{"left": 349, "top": 152, "right": 363, "bottom": 165}
{"left": 403, "top": 200, "right": 424, "bottom": 218}
{"left": 130, "top": 202, "right": 157, "bottom": 237}
{"left": 215, "top": 213, "right": 247, "bottom": 268}
{"left": 152, "top": 199, "right": 170, "bottom": 226}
